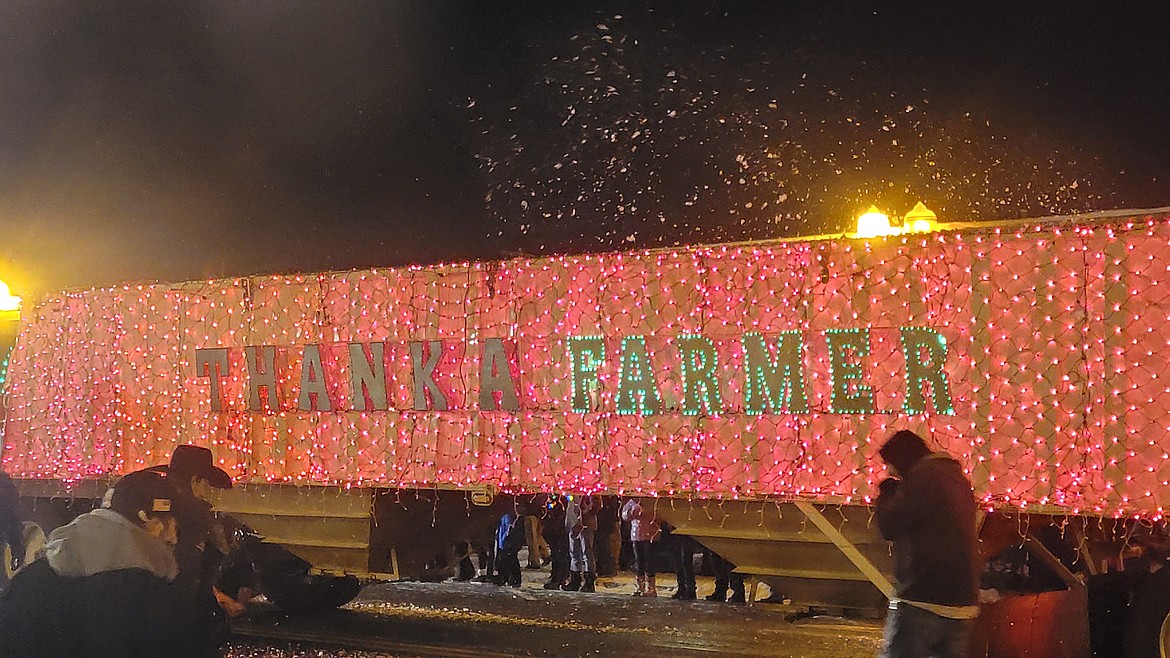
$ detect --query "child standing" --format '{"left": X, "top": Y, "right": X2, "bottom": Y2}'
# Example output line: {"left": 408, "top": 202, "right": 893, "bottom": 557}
{"left": 620, "top": 497, "right": 661, "bottom": 597}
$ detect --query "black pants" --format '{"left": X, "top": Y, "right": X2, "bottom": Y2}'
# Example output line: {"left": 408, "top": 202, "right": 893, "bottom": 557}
{"left": 543, "top": 529, "right": 570, "bottom": 584}
{"left": 711, "top": 553, "right": 745, "bottom": 597}
{"left": 673, "top": 535, "right": 698, "bottom": 593}
{"left": 494, "top": 549, "right": 521, "bottom": 586}
{"left": 595, "top": 523, "right": 618, "bottom": 576}
{"left": 632, "top": 540, "right": 656, "bottom": 577}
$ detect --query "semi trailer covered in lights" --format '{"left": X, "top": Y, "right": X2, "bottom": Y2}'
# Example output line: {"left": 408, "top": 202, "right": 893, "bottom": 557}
{"left": 4, "top": 208, "right": 1170, "bottom": 649}
{"left": 7, "top": 206, "right": 1170, "bottom": 514}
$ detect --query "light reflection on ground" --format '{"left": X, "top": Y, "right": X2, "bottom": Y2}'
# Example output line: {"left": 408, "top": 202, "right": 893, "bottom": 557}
{"left": 226, "top": 643, "right": 401, "bottom": 658}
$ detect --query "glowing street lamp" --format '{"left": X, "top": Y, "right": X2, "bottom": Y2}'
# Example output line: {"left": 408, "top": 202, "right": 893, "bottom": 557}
{"left": 854, "top": 206, "right": 896, "bottom": 238}
{"left": 0, "top": 281, "right": 19, "bottom": 313}
{"left": 0, "top": 280, "right": 18, "bottom": 391}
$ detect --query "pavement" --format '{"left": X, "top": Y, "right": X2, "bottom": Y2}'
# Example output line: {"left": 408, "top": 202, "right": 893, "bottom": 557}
{"left": 232, "top": 567, "right": 885, "bottom": 657}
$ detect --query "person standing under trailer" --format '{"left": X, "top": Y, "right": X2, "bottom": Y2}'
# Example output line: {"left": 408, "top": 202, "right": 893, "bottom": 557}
{"left": 540, "top": 495, "right": 570, "bottom": 590}
{"left": 663, "top": 522, "right": 699, "bottom": 600}
{"left": 621, "top": 497, "right": 662, "bottom": 597}
{"left": 523, "top": 506, "right": 551, "bottom": 570}
{"left": 562, "top": 494, "right": 599, "bottom": 593}
{"left": 875, "top": 429, "right": 980, "bottom": 658}
{"left": 493, "top": 508, "right": 525, "bottom": 587}
{"left": 706, "top": 551, "right": 747, "bottom": 604}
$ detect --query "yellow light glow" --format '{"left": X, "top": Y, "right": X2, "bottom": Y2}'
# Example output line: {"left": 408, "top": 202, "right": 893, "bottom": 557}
{"left": 855, "top": 206, "right": 898, "bottom": 238}
{"left": 0, "top": 281, "right": 21, "bottom": 313}
{"left": 903, "top": 201, "right": 938, "bottom": 233}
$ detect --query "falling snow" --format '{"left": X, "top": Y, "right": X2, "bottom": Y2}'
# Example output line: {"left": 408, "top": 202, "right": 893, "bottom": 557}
{"left": 469, "top": 11, "right": 1113, "bottom": 254}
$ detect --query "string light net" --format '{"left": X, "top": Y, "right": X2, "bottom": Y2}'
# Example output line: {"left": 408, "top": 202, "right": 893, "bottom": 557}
{"left": 3, "top": 210, "right": 1169, "bottom": 517}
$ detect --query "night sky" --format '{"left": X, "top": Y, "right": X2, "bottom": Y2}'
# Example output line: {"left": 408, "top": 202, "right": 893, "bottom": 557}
{"left": 0, "top": 1, "right": 1167, "bottom": 295}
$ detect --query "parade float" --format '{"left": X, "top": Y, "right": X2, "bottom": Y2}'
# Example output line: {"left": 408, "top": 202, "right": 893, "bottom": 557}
{"left": 6, "top": 205, "right": 1170, "bottom": 654}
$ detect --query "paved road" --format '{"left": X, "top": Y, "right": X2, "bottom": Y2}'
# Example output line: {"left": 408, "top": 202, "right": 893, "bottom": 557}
{"left": 233, "top": 578, "right": 884, "bottom": 658}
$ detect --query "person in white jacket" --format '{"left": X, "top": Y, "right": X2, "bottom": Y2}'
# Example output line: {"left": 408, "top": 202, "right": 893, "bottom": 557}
{"left": 620, "top": 498, "right": 661, "bottom": 597}
{"left": 0, "top": 469, "right": 218, "bottom": 658}
{"left": 562, "top": 494, "right": 599, "bottom": 593}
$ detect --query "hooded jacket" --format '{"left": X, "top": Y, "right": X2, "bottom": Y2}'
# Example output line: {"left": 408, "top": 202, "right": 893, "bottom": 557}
{"left": 565, "top": 496, "right": 598, "bottom": 535}
{"left": 875, "top": 452, "right": 980, "bottom": 610}
{"left": 44, "top": 509, "right": 179, "bottom": 580}
{"left": 620, "top": 499, "right": 661, "bottom": 542}
{"left": 495, "top": 511, "right": 524, "bottom": 553}
{"left": 0, "top": 509, "right": 206, "bottom": 658}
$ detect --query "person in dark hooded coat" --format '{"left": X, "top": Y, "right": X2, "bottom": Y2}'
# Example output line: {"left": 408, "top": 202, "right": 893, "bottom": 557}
{"left": 875, "top": 429, "right": 979, "bottom": 658}
{"left": 0, "top": 469, "right": 212, "bottom": 658}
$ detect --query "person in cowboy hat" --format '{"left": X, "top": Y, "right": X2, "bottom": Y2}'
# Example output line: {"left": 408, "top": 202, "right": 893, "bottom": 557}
{"left": 149, "top": 445, "right": 236, "bottom": 647}
{"left": 148, "top": 446, "right": 233, "bottom": 580}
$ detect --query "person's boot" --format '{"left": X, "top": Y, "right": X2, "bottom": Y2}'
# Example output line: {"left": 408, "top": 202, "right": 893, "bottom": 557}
{"left": 680, "top": 586, "right": 696, "bottom": 600}
{"left": 543, "top": 578, "right": 563, "bottom": 590}
{"left": 633, "top": 574, "right": 645, "bottom": 596}
{"left": 561, "top": 571, "right": 582, "bottom": 592}
{"left": 581, "top": 572, "right": 596, "bottom": 593}
{"left": 645, "top": 575, "right": 657, "bottom": 598}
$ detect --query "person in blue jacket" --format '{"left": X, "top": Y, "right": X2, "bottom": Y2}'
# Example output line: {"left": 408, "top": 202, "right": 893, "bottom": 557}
{"left": 493, "top": 508, "right": 525, "bottom": 587}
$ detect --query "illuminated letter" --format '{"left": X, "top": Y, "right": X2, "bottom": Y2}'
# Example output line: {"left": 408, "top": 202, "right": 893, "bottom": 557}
{"left": 245, "top": 345, "right": 279, "bottom": 412}
{"left": 616, "top": 336, "right": 662, "bottom": 415}
{"left": 348, "top": 342, "right": 388, "bottom": 411}
{"left": 900, "top": 327, "right": 954, "bottom": 415}
{"left": 297, "top": 344, "right": 333, "bottom": 412}
{"left": 479, "top": 338, "right": 520, "bottom": 412}
{"left": 410, "top": 340, "right": 448, "bottom": 411}
{"left": 742, "top": 331, "right": 808, "bottom": 414}
{"left": 678, "top": 335, "right": 722, "bottom": 415}
{"left": 568, "top": 336, "right": 606, "bottom": 413}
{"left": 195, "top": 348, "right": 230, "bottom": 412}
{"left": 826, "top": 329, "right": 874, "bottom": 414}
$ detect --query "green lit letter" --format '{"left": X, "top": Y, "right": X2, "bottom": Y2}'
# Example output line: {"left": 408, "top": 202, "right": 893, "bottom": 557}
{"left": 901, "top": 327, "right": 954, "bottom": 415}
{"left": 742, "top": 331, "right": 808, "bottom": 414}
{"left": 568, "top": 336, "right": 606, "bottom": 413}
{"left": 678, "top": 335, "right": 722, "bottom": 415}
{"left": 616, "top": 336, "right": 662, "bottom": 415}
{"left": 826, "top": 329, "right": 874, "bottom": 414}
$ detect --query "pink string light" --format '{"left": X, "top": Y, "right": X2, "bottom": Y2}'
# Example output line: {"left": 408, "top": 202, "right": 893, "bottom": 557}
{"left": 2, "top": 213, "right": 1168, "bottom": 518}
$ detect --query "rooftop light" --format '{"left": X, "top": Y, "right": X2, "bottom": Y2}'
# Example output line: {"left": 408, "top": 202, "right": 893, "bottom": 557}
{"left": 854, "top": 206, "right": 896, "bottom": 238}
